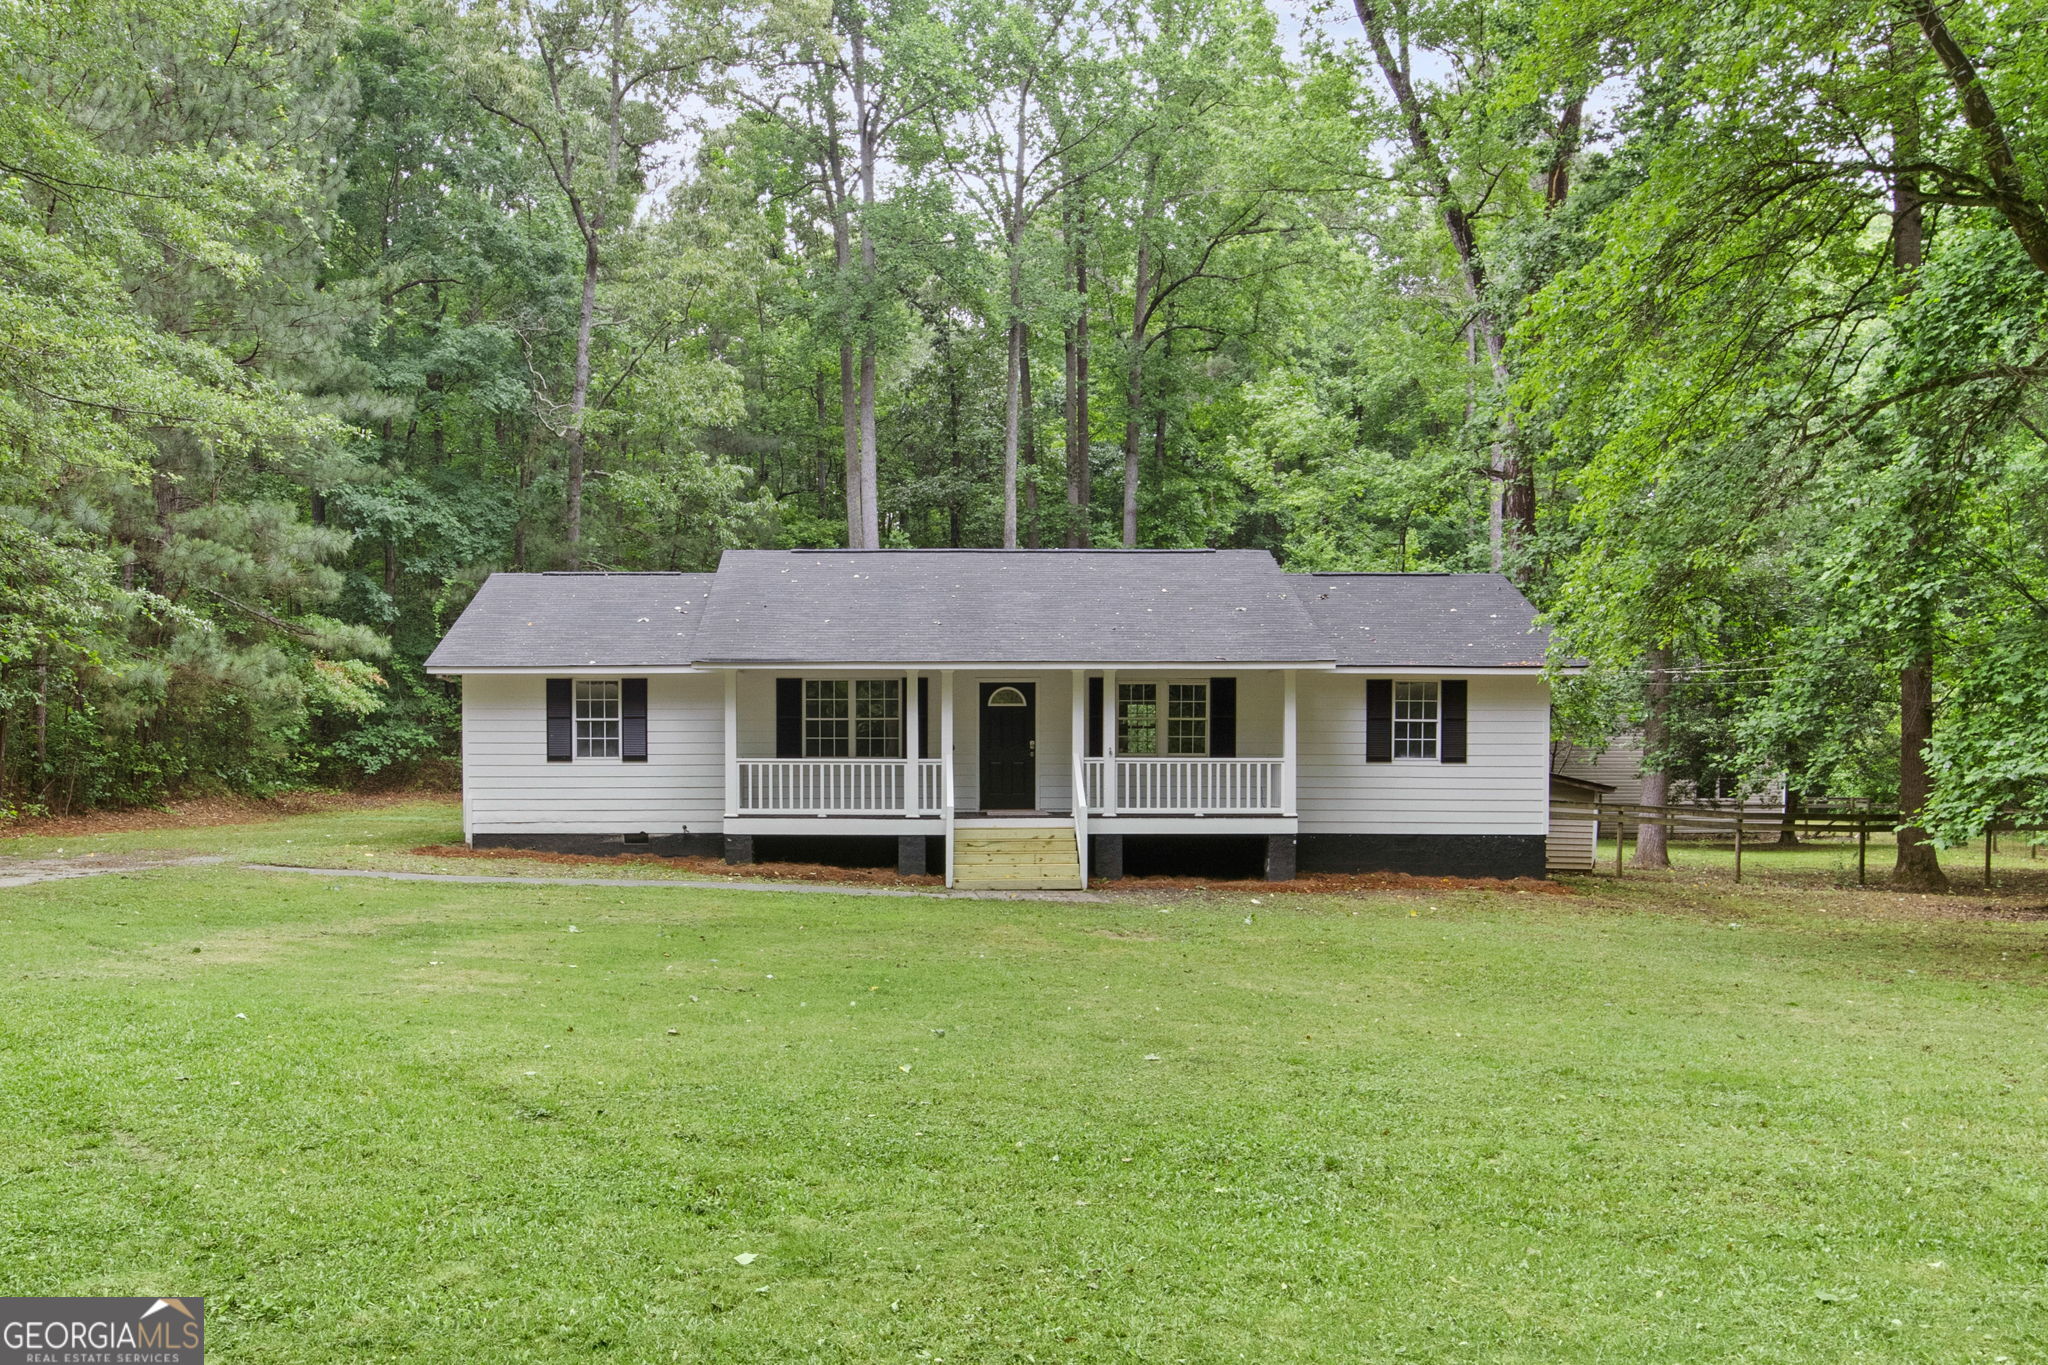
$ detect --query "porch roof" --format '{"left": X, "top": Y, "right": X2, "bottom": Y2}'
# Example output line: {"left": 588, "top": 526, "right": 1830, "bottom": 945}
{"left": 688, "top": 549, "right": 1335, "bottom": 665}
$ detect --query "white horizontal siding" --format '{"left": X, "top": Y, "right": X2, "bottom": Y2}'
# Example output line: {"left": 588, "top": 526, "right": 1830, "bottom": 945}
{"left": 461, "top": 666, "right": 1549, "bottom": 839}
{"left": 1547, "top": 810, "right": 1597, "bottom": 870}
{"left": 463, "top": 674, "right": 724, "bottom": 836}
{"left": 1296, "top": 673, "right": 1549, "bottom": 835}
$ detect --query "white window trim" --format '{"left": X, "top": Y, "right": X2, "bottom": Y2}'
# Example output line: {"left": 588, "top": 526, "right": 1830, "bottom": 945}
{"left": 1391, "top": 679, "right": 1440, "bottom": 762}
{"left": 802, "top": 677, "right": 905, "bottom": 759}
{"left": 573, "top": 678, "right": 622, "bottom": 762}
{"left": 1116, "top": 678, "right": 1211, "bottom": 757}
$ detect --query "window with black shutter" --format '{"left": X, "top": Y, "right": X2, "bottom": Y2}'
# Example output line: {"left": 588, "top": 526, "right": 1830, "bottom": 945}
{"left": 621, "top": 678, "right": 648, "bottom": 762}
{"left": 1087, "top": 677, "right": 1104, "bottom": 757}
{"left": 545, "top": 678, "right": 573, "bottom": 762}
{"left": 774, "top": 677, "right": 803, "bottom": 757}
{"left": 1209, "top": 677, "right": 1237, "bottom": 758}
{"left": 1364, "top": 679, "right": 1393, "bottom": 763}
{"left": 1440, "top": 679, "right": 1468, "bottom": 763}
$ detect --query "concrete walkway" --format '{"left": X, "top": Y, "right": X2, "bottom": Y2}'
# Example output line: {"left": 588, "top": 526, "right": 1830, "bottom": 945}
{"left": 0, "top": 854, "right": 226, "bottom": 889}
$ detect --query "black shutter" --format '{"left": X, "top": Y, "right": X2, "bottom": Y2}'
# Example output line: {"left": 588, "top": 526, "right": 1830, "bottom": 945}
{"left": 546, "top": 678, "right": 573, "bottom": 762}
{"left": 917, "top": 677, "right": 931, "bottom": 759}
{"left": 775, "top": 677, "right": 803, "bottom": 758}
{"left": 1209, "top": 677, "right": 1237, "bottom": 757}
{"left": 1087, "top": 676, "right": 1104, "bottom": 757}
{"left": 621, "top": 678, "right": 648, "bottom": 761}
{"left": 1440, "top": 679, "right": 1468, "bottom": 764}
{"left": 1365, "top": 679, "right": 1393, "bottom": 763}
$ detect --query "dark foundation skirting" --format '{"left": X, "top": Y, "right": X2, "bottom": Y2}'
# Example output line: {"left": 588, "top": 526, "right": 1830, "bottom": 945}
{"left": 470, "top": 832, "right": 724, "bottom": 859}
{"left": 1297, "top": 833, "right": 1548, "bottom": 880}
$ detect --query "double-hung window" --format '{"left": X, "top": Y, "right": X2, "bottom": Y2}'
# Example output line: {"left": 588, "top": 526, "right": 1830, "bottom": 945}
{"left": 1117, "top": 681, "right": 1208, "bottom": 755}
{"left": 803, "top": 679, "right": 902, "bottom": 758}
{"left": 1392, "top": 680, "right": 1439, "bottom": 759}
{"left": 574, "top": 679, "right": 621, "bottom": 759}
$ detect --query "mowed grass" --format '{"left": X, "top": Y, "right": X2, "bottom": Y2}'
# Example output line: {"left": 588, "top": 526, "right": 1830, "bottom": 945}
{"left": 3, "top": 809, "right": 2048, "bottom": 1361}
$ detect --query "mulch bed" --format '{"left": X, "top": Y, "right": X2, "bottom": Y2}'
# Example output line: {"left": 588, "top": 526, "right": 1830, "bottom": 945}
{"left": 410, "top": 843, "right": 1569, "bottom": 896}
{"left": 410, "top": 844, "right": 947, "bottom": 887}
{"left": 1117, "top": 871, "right": 1573, "bottom": 896}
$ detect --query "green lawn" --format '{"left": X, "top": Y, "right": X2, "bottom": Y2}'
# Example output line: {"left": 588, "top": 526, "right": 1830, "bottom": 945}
{"left": 4, "top": 805, "right": 2048, "bottom": 1361}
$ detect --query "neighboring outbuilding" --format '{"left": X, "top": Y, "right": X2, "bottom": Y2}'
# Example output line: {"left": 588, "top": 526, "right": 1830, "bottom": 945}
{"left": 425, "top": 549, "right": 1564, "bottom": 888}
{"left": 1546, "top": 772, "right": 1613, "bottom": 872}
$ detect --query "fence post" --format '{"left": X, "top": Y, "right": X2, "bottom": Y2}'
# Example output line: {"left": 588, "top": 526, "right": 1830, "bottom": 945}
{"left": 1857, "top": 819, "right": 1867, "bottom": 887}
{"left": 1733, "top": 812, "right": 1743, "bottom": 884}
{"left": 1615, "top": 810, "right": 1625, "bottom": 877}
{"left": 1986, "top": 823, "right": 1995, "bottom": 891}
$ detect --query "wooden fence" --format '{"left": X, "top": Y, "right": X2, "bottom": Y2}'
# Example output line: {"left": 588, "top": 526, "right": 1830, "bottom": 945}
{"left": 1550, "top": 801, "right": 2044, "bottom": 888}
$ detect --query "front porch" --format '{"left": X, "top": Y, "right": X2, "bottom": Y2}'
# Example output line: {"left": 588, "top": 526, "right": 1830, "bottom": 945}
{"left": 718, "top": 667, "right": 1301, "bottom": 886}
{"left": 725, "top": 755, "right": 1292, "bottom": 819}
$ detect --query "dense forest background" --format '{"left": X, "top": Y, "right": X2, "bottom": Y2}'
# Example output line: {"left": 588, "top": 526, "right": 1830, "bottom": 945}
{"left": 6, "top": 0, "right": 2047, "bottom": 886}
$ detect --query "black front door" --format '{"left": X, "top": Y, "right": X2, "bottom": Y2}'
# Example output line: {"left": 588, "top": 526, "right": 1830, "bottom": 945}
{"left": 979, "top": 682, "right": 1036, "bottom": 810}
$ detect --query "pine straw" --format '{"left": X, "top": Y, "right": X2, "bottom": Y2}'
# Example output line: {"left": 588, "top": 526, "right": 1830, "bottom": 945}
{"left": 410, "top": 844, "right": 946, "bottom": 887}
{"left": 409, "top": 842, "right": 1569, "bottom": 896}
{"left": 2, "top": 790, "right": 453, "bottom": 838}
{"left": 1117, "top": 870, "right": 1573, "bottom": 896}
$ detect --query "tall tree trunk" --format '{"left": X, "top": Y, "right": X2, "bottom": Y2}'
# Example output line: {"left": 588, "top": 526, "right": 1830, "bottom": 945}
{"left": 1890, "top": 72, "right": 1948, "bottom": 892}
{"left": 1896, "top": 650, "right": 1947, "bottom": 889}
{"left": 564, "top": 229, "right": 599, "bottom": 568}
{"left": 1632, "top": 646, "right": 1672, "bottom": 869}
{"left": 858, "top": 347, "right": 879, "bottom": 545}
{"left": 1777, "top": 785, "right": 1801, "bottom": 847}
{"left": 1122, "top": 170, "right": 1155, "bottom": 548}
{"left": 1003, "top": 314, "right": 1023, "bottom": 548}
{"left": 1352, "top": 0, "right": 1534, "bottom": 571}
{"left": 852, "top": 28, "right": 882, "bottom": 551}
{"left": 1022, "top": 329, "right": 1039, "bottom": 548}
{"left": 946, "top": 335, "right": 963, "bottom": 547}
{"left": 513, "top": 424, "right": 538, "bottom": 570}
{"left": 841, "top": 343, "right": 864, "bottom": 546}
{"left": 33, "top": 653, "right": 48, "bottom": 797}
{"left": 1908, "top": 0, "right": 2048, "bottom": 273}
{"left": 1066, "top": 210, "right": 1092, "bottom": 547}
{"left": 1544, "top": 95, "right": 1584, "bottom": 210}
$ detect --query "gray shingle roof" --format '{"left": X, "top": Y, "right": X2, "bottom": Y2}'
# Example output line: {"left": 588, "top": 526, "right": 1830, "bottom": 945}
{"left": 1300, "top": 573, "right": 1550, "bottom": 667}
{"left": 423, "top": 572, "right": 715, "bottom": 670}
{"left": 423, "top": 555, "right": 1558, "bottom": 670}
{"left": 688, "top": 549, "right": 1333, "bottom": 664}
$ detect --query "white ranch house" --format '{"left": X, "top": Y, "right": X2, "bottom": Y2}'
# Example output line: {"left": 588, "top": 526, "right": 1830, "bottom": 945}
{"left": 425, "top": 549, "right": 1563, "bottom": 889}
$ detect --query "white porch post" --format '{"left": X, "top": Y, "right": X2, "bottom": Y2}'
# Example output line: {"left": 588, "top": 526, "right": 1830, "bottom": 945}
{"left": 941, "top": 670, "right": 956, "bottom": 887}
{"left": 905, "top": 670, "right": 921, "bottom": 813}
{"left": 1071, "top": 668, "right": 1089, "bottom": 886}
{"left": 1281, "top": 668, "right": 1298, "bottom": 817}
{"left": 1103, "top": 667, "right": 1118, "bottom": 817}
{"left": 723, "top": 670, "right": 740, "bottom": 818}
{"left": 1070, "top": 670, "right": 1086, "bottom": 809}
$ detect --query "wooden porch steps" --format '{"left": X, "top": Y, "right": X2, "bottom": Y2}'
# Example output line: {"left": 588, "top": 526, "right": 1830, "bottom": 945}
{"left": 952, "top": 825, "right": 1082, "bottom": 890}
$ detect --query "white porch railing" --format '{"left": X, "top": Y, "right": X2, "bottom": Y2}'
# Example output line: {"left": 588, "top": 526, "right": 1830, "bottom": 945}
{"left": 737, "top": 759, "right": 946, "bottom": 815}
{"left": 1084, "top": 757, "right": 1286, "bottom": 814}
